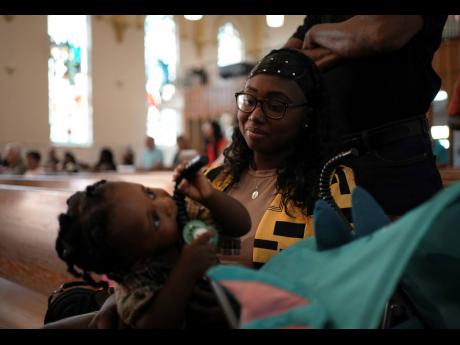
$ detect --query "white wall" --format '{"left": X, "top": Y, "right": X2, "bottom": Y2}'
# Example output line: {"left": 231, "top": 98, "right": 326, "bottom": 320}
{"left": 0, "top": 16, "right": 49, "bottom": 146}
{"left": 0, "top": 15, "right": 307, "bottom": 168}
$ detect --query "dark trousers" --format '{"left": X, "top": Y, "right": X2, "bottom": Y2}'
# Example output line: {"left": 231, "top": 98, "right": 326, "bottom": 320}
{"left": 345, "top": 132, "right": 443, "bottom": 216}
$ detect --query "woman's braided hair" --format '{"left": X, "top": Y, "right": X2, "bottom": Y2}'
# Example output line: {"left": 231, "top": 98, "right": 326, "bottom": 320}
{"left": 223, "top": 48, "right": 339, "bottom": 215}
{"left": 56, "top": 180, "right": 125, "bottom": 286}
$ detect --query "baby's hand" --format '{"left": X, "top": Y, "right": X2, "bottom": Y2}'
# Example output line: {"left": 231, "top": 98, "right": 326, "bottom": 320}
{"left": 172, "top": 161, "right": 214, "bottom": 202}
{"left": 179, "top": 232, "right": 218, "bottom": 279}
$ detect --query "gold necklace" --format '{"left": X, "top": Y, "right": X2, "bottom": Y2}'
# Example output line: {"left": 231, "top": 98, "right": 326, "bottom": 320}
{"left": 251, "top": 183, "right": 260, "bottom": 200}
{"left": 249, "top": 168, "right": 277, "bottom": 200}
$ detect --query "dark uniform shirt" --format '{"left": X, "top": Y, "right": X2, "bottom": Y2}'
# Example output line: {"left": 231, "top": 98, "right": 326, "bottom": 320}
{"left": 292, "top": 15, "right": 447, "bottom": 135}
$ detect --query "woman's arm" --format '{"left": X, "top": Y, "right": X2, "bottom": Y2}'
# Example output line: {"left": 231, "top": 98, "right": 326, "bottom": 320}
{"left": 303, "top": 15, "right": 423, "bottom": 58}
{"left": 200, "top": 188, "right": 251, "bottom": 237}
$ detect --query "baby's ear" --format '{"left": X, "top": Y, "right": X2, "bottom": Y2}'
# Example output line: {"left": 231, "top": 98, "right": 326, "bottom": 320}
{"left": 313, "top": 199, "right": 353, "bottom": 251}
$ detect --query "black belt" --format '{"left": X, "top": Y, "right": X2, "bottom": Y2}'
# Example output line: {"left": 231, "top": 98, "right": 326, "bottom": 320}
{"left": 341, "top": 115, "right": 429, "bottom": 155}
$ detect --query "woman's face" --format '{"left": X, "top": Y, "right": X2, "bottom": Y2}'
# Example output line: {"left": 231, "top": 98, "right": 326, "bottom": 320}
{"left": 104, "top": 182, "right": 178, "bottom": 267}
{"left": 237, "top": 74, "right": 307, "bottom": 156}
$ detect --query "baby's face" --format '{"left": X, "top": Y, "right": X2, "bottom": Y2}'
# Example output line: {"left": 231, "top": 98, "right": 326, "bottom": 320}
{"left": 104, "top": 182, "right": 179, "bottom": 266}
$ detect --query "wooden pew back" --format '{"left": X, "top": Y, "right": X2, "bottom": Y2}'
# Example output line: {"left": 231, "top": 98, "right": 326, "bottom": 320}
{"left": 0, "top": 171, "right": 175, "bottom": 194}
{"left": 0, "top": 185, "right": 74, "bottom": 296}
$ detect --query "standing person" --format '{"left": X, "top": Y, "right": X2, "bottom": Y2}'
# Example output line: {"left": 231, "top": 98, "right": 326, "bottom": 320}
{"left": 202, "top": 120, "right": 229, "bottom": 165}
{"left": 140, "top": 136, "right": 164, "bottom": 171}
{"left": 191, "top": 48, "right": 356, "bottom": 268}
{"left": 283, "top": 15, "right": 447, "bottom": 217}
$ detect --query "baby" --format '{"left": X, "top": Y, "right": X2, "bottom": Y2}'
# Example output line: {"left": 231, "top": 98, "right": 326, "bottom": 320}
{"left": 54, "top": 166, "right": 250, "bottom": 329}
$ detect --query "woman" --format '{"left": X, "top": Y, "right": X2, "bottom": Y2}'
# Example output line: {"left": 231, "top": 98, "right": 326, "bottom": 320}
{"left": 188, "top": 48, "right": 356, "bottom": 268}
{"left": 202, "top": 120, "right": 229, "bottom": 165}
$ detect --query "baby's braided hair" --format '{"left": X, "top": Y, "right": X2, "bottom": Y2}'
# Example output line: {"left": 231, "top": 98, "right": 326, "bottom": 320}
{"left": 56, "top": 180, "right": 125, "bottom": 286}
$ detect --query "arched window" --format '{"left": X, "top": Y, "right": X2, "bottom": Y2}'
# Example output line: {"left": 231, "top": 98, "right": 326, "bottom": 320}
{"left": 145, "top": 15, "right": 180, "bottom": 147}
{"left": 48, "top": 15, "right": 92, "bottom": 145}
{"left": 217, "top": 22, "right": 243, "bottom": 67}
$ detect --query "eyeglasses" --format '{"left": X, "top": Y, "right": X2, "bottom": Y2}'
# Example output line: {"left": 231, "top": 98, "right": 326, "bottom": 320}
{"left": 235, "top": 92, "right": 308, "bottom": 120}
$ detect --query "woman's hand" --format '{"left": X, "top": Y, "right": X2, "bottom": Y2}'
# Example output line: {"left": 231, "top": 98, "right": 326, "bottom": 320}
{"left": 172, "top": 161, "right": 214, "bottom": 203}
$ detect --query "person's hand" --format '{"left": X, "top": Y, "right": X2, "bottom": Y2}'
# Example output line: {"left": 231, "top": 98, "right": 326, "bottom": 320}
{"left": 299, "top": 46, "right": 342, "bottom": 72}
{"left": 88, "top": 293, "right": 127, "bottom": 329}
{"left": 172, "top": 161, "right": 214, "bottom": 202}
{"left": 179, "top": 231, "right": 218, "bottom": 280}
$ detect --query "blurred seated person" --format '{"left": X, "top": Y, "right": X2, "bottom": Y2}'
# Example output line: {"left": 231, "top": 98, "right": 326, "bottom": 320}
{"left": 172, "top": 135, "right": 198, "bottom": 167}
{"left": 94, "top": 147, "right": 117, "bottom": 172}
{"left": 201, "top": 120, "right": 229, "bottom": 166}
{"left": 45, "top": 147, "right": 60, "bottom": 173}
{"left": 62, "top": 151, "right": 80, "bottom": 173}
{"left": 139, "top": 136, "right": 163, "bottom": 171}
{"left": 122, "top": 146, "right": 135, "bottom": 166}
{"left": 25, "top": 150, "right": 46, "bottom": 176}
{"left": 0, "top": 143, "right": 26, "bottom": 175}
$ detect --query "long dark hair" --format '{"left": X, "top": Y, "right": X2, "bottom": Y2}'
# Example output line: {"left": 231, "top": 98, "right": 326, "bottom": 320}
{"left": 223, "top": 60, "right": 338, "bottom": 215}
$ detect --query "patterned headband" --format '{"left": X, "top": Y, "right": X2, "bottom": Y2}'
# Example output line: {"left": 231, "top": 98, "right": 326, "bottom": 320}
{"left": 249, "top": 48, "right": 320, "bottom": 101}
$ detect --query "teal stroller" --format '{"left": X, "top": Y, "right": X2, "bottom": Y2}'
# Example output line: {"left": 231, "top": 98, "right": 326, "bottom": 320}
{"left": 207, "top": 180, "right": 460, "bottom": 329}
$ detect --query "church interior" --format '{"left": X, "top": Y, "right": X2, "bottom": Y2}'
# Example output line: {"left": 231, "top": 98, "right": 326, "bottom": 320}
{"left": 1, "top": 15, "right": 460, "bottom": 329}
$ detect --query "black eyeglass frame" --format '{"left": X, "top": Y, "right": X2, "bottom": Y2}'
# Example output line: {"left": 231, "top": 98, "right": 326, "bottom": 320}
{"left": 235, "top": 92, "right": 309, "bottom": 120}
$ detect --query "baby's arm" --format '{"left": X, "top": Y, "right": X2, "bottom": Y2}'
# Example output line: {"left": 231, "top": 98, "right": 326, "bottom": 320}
{"left": 173, "top": 164, "right": 251, "bottom": 237}
{"left": 200, "top": 188, "right": 251, "bottom": 237}
{"left": 131, "top": 232, "right": 217, "bottom": 329}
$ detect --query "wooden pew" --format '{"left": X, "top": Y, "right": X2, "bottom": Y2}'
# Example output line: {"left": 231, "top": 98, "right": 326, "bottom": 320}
{"left": 0, "top": 185, "right": 73, "bottom": 328}
{"left": 0, "top": 185, "right": 75, "bottom": 295}
{"left": 0, "top": 277, "right": 48, "bottom": 329}
{"left": 0, "top": 171, "right": 175, "bottom": 194}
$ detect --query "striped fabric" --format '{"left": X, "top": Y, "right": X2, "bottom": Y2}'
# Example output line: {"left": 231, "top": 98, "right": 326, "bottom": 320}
{"left": 186, "top": 165, "right": 356, "bottom": 265}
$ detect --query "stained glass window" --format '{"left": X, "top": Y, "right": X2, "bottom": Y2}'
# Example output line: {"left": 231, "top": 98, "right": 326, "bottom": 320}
{"left": 48, "top": 15, "right": 92, "bottom": 145}
{"left": 217, "top": 22, "right": 243, "bottom": 67}
{"left": 145, "top": 15, "right": 180, "bottom": 147}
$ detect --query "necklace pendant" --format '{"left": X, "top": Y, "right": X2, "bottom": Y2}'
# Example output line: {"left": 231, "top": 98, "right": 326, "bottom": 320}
{"left": 251, "top": 190, "right": 259, "bottom": 200}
